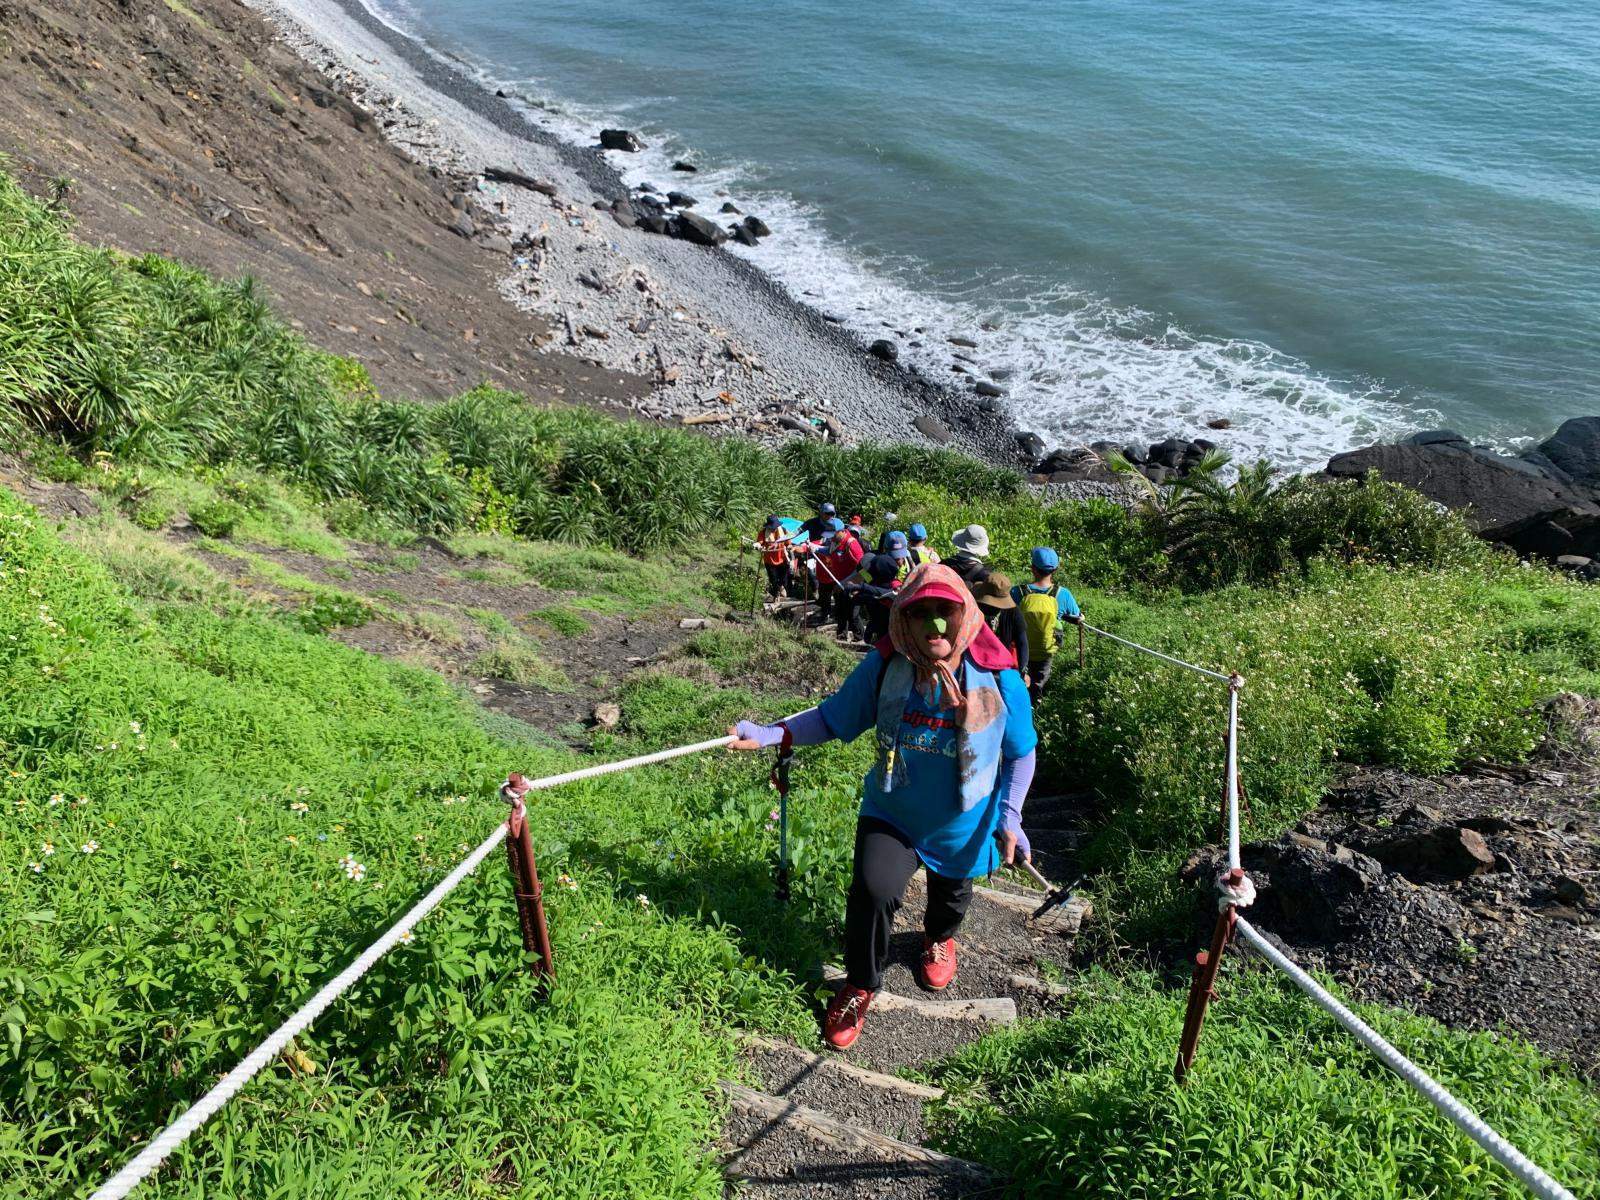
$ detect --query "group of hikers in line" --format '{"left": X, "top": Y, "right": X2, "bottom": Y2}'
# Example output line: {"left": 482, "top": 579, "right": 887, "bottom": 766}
{"left": 754, "top": 503, "right": 1082, "bottom": 702}
{"left": 734, "top": 503, "right": 1083, "bottom": 1050}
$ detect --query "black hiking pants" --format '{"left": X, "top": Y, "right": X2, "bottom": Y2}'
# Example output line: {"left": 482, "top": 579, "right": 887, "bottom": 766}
{"left": 763, "top": 561, "right": 790, "bottom": 597}
{"left": 845, "top": 816, "right": 974, "bottom": 991}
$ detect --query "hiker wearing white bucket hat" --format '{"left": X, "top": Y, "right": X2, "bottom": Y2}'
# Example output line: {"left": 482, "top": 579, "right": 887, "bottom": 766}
{"left": 946, "top": 524, "right": 991, "bottom": 590}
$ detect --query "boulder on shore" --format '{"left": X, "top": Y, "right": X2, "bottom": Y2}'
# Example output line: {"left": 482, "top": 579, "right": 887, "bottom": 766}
{"left": 741, "top": 215, "right": 772, "bottom": 238}
{"left": 671, "top": 211, "right": 728, "bottom": 247}
{"left": 1537, "top": 417, "right": 1600, "bottom": 489}
{"left": 599, "top": 128, "right": 646, "bottom": 152}
{"left": 666, "top": 191, "right": 697, "bottom": 208}
{"left": 1325, "top": 436, "right": 1600, "bottom": 561}
{"left": 867, "top": 338, "right": 898, "bottom": 363}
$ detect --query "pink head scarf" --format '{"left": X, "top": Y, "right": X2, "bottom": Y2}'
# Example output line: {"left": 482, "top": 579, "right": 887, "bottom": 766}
{"left": 886, "top": 562, "right": 1014, "bottom": 713}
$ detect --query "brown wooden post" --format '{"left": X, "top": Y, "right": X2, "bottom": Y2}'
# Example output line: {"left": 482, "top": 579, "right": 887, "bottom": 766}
{"left": 500, "top": 773, "right": 555, "bottom": 986}
{"left": 1174, "top": 896, "right": 1237, "bottom": 1083}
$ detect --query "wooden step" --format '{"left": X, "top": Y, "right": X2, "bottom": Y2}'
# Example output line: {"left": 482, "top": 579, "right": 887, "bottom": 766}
{"left": 1008, "top": 972, "right": 1073, "bottom": 998}
{"left": 742, "top": 1034, "right": 944, "bottom": 1100}
{"left": 721, "top": 1082, "right": 996, "bottom": 1184}
{"left": 820, "top": 965, "right": 1017, "bottom": 1024}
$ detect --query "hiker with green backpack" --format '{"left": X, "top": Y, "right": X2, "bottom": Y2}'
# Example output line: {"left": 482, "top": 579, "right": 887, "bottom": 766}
{"left": 1011, "top": 547, "right": 1082, "bottom": 703}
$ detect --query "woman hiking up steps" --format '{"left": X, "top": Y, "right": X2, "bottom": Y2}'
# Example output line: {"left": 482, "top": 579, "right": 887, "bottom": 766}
{"left": 729, "top": 562, "right": 1038, "bottom": 1051}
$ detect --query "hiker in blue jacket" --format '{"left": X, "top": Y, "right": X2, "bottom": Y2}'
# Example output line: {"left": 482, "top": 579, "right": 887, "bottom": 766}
{"left": 727, "top": 563, "right": 1037, "bottom": 1051}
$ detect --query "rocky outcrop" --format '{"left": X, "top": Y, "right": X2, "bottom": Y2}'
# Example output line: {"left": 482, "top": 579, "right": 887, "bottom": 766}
{"left": 598, "top": 128, "right": 646, "bottom": 152}
{"left": 1325, "top": 427, "right": 1600, "bottom": 561}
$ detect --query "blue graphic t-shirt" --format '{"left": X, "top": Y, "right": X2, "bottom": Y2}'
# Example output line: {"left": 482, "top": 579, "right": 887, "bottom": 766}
{"left": 818, "top": 652, "right": 1036, "bottom": 878}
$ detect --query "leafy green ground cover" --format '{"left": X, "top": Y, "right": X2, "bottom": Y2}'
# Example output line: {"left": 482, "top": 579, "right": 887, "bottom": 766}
{"left": 0, "top": 493, "right": 810, "bottom": 1199}
{"left": 926, "top": 969, "right": 1600, "bottom": 1198}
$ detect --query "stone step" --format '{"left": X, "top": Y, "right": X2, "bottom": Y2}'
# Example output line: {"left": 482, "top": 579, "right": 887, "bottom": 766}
{"left": 740, "top": 1035, "right": 938, "bottom": 1144}
{"left": 721, "top": 1082, "right": 997, "bottom": 1198}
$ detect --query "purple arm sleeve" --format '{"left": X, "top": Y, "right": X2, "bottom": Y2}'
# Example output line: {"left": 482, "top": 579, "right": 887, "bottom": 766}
{"left": 734, "top": 707, "right": 834, "bottom": 748}
{"left": 997, "top": 749, "right": 1037, "bottom": 858}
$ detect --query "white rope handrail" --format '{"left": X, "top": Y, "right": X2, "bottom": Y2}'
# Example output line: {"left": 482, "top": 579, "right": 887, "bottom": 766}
{"left": 1079, "top": 620, "right": 1233, "bottom": 683}
{"left": 88, "top": 734, "right": 738, "bottom": 1200}
{"left": 1234, "top": 917, "right": 1576, "bottom": 1200}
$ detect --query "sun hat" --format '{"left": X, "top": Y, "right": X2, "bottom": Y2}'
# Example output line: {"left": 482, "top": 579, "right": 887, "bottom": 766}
{"left": 764, "top": 515, "right": 781, "bottom": 530}
{"left": 909, "top": 523, "right": 928, "bottom": 542}
{"left": 820, "top": 502, "right": 837, "bottom": 516}
{"left": 886, "top": 531, "right": 909, "bottom": 559}
{"left": 972, "top": 572, "right": 1016, "bottom": 610}
{"left": 1030, "top": 546, "right": 1060, "bottom": 571}
{"left": 897, "top": 579, "right": 968, "bottom": 608}
{"left": 950, "top": 524, "right": 990, "bottom": 558}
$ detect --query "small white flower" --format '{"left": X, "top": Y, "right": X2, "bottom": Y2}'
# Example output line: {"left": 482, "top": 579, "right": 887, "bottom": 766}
{"left": 29, "top": 861, "right": 43, "bottom": 873}
{"left": 40, "top": 841, "right": 54, "bottom": 856}
{"left": 49, "top": 793, "right": 64, "bottom": 807}
{"left": 81, "top": 840, "right": 100, "bottom": 854}
{"left": 636, "top": 894, "right": 650, "bottom": 908}
{"left": 399, "top": 930, "right": 414, "bottom": 944}
{"left": 129, "top": 721, "right": 141, "bottom": 734}
{"left": 557, "top": 873, "right": 578, "bottom": 891}
{"left": 289, "top": 801, "right": 310, "bottom": 815}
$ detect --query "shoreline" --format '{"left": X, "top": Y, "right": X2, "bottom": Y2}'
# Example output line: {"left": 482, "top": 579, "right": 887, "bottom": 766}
{"left": 245, "top": 0, "right": 1073, "bottom": 479}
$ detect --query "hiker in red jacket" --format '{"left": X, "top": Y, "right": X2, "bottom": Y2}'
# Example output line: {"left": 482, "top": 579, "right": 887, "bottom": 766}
{"left": 822, "top": 524, "right": 865, "bottom": 632}
{"left": 728, "top": 563, "right": 1037, "bottom": 1051}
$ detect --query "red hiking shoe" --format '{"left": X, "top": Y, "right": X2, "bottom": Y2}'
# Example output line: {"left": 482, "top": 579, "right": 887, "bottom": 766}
{"left": 919, "top": 937, "right": 958, "bottom": 991}
{"left": 823, "top": 985, "right": 875, "bottom": 1050}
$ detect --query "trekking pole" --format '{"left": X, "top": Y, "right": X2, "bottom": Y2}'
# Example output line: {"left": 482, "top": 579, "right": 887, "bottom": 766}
{"left": 1077, "top": 617, "right": 1086, "bottom": 668}
{"left": 770, "top": 726, "right": 795, "bottom": 902}
{"left": 1017, "top": 858, "right": 1083, "bottom": 922}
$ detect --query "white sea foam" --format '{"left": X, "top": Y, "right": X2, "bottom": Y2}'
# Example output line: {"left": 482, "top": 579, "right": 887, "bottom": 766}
{"left": 362, "top": 0, "right": 1430, "bottom": 472}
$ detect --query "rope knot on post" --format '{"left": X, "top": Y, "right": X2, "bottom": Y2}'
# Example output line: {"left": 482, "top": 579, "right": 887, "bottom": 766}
{"left": 1214, "top": 867, "right": 1256, "bottom": 912}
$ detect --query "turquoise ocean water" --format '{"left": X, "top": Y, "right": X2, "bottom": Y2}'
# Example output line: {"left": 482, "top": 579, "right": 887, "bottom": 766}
{"left": 367, "top": 0, "right": 1599, "bottom": 468}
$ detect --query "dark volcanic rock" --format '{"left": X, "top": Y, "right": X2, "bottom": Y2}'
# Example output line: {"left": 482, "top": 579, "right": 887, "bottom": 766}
{"left": 610, "top": 198, "right": 638, "bottom": 229}
{"left": 671, "top": 159, "right": 697, "bottom": 172}
{"left": 742, "top": 215, "right": 772, "bottom": 238}
{"left": 719, "top": 201, "right": 741, "bottom": 214}
{"left": 868, "top": 338, "right": 899, "bottom": 363}
{"left": 640, "top": 214, "right": 671, "bottom": 235}
{"left": 1363, "top": 823, "right": 1498, "bottom": 883}
{"left": 447, "top": 212, "right": 475, "bottom": 239}
{"left": 1149, "top": 437, "right": 1188, "bottom": 469}
{"left": 974, "top": 380, "right": 1004, "bottom": 398}
{"left": 1015, "top": 431, "right": 1047, "bottom": 460}
{"left": 1326, "top": 440, "right": 1600, "bottom": 560}
{"left": 1405, "top": 429, "right": 1469, "bottom": 447}
{"left": 914, "top": 414, "right": 953, "bottom": 444}
{"left": 1537, "top": 416, "right": 1600, "bottom": 488}
{"left": 671, "top": 211, "right": 727, "bottom": 246}
{"left": 599, "top": 128, "right": 646, "bottom": 152}
{"left": 729, "top": 224, "right": 759, "bottom": 247}
{"left": 666, "top": 191, "right": 697, "bottom": 208}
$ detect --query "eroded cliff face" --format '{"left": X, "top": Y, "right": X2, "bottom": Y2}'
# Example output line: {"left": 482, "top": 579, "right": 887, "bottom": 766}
{"left": 0, "top": 0, "right": 638, "bottom": 406}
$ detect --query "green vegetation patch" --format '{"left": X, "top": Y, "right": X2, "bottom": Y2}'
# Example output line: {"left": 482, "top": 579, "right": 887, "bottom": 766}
{"left": 0, "top": 491, "right": 802, "bottom": 1198}
{"left": 927, "top": 968, "right": 1600, "bottom": 1199}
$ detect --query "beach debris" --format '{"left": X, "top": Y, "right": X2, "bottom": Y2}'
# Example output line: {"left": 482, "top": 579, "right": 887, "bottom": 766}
{"left": 593, "top": 703, "right": 621, "bottom": 729}
{"left": 599, "top": 128, "right": 646, "bottom": 152}
{"left": 483, "top": 166, "right": 558, "bottom": 197}
{"left": 683, "top": 412, "right": 732, "bottom": 426}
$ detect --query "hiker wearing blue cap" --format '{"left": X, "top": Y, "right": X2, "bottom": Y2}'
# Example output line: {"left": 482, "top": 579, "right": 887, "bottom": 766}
{"left": 907, "top": 524, "right": 940, "bottom": 566}
{"left": 1011, "top": 546, "right": 1082, "bottom": 701}
{"left": 884, "top": 531, "right": 913, "bottom": 584}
